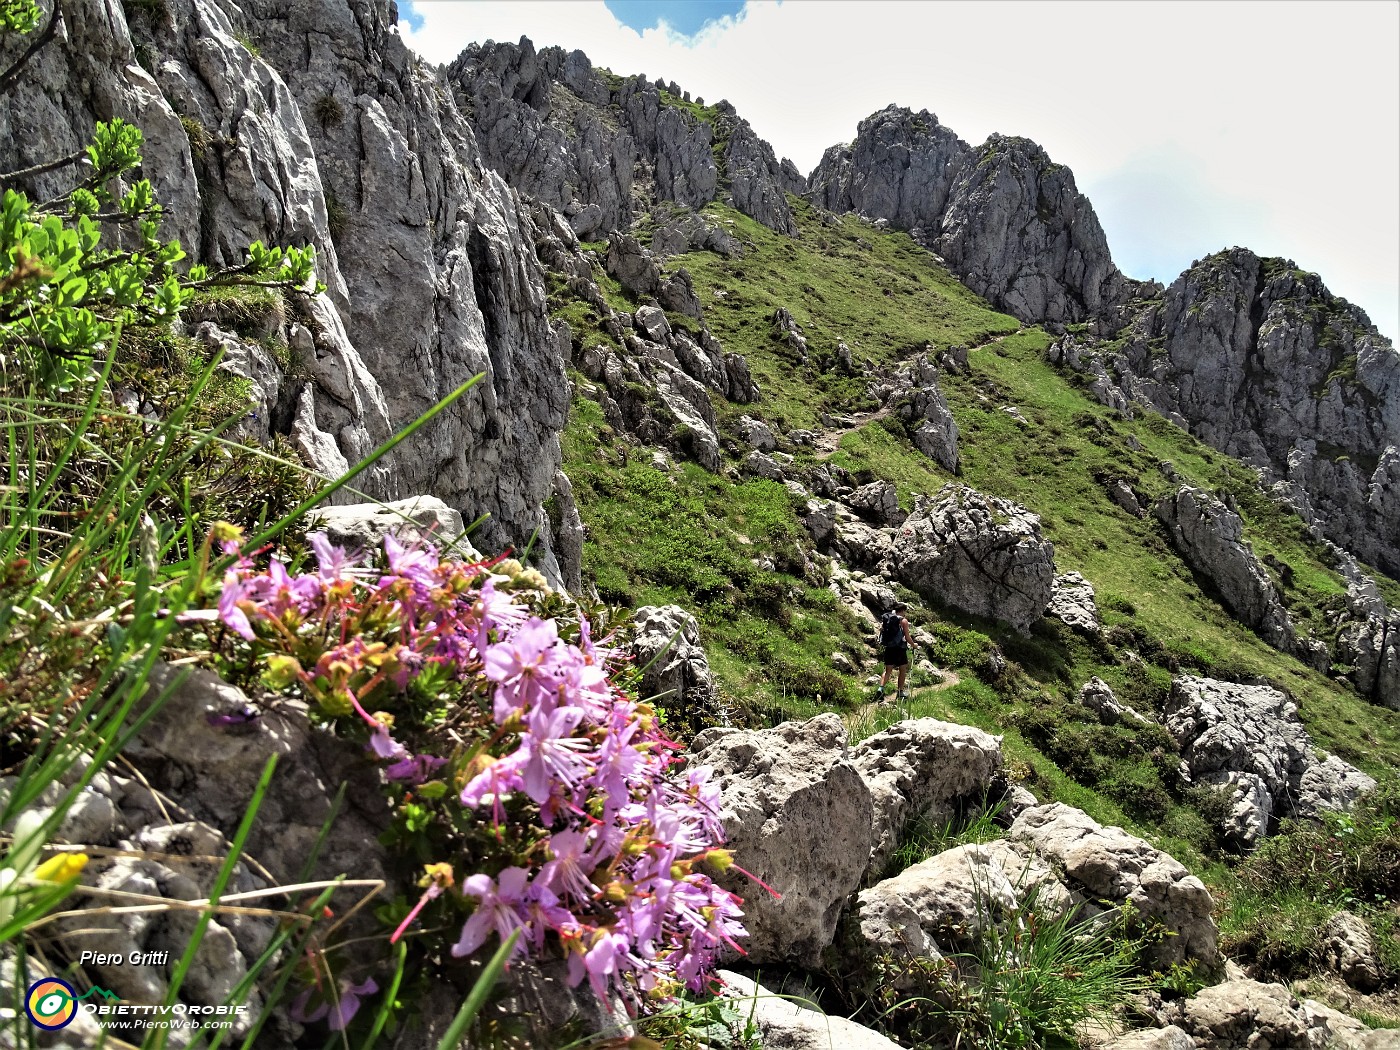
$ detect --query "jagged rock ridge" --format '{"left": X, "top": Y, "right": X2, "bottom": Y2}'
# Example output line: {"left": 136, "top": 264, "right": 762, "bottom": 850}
{"left": 1123, "top": 250, "right": 1399, "bottom": 576}
{"left": 448, "top": 37, "right": 800, "bottom": 238}
{"left": 808, "top": 105, "right": 1134, "bottom": 326}
{"left": 812, "top": 111, "right": 1396, "bottom": 587}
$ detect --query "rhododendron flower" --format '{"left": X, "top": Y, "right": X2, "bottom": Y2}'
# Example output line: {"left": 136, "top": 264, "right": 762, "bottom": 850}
{"left": 308, "top": 531, "right": 355, "bottom": 582}
{"left": 367, "top": 726, "right": 407, "bottom": 761}
{"left": 382, "top": 533, "right": 439, "bottom": 586}
{"left": 216, "top": 572, "right": 256, "bottom": 639}
{"left": 519, "top": 705, "right": 592, "bottom": 805}
{"left": 459, "top": 751, "right": 527, "bottom": 823}
{"left": 208, "top": 529, "right": 748, "bottom": 1003}
{"left": 538, "top": 829, "right": 599, "bottom": 901}
{"left": 383, "top": 754, "right": 445, "bottom": 784}
{"left": 452, "top": 868, "right": 532, "bottom": 960}
{"left": 290, "top": 976, "right": 378, "bottom": 1030}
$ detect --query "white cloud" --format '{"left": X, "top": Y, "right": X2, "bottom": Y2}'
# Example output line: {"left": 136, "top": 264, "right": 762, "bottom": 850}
{"left": 400, "top": 1, "right": 1399, "bottom": 339}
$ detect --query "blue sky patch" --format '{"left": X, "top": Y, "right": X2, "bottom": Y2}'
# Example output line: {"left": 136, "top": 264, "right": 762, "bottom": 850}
{"left": 398, "top": 0, "right": 425, "bottom": 31}
{"left": 604, "top": 0, "right": 746, "bottom": 37}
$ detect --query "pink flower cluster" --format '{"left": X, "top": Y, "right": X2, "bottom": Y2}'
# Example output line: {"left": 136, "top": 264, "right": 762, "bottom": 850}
{"left": 201, "top": 527, "right": 746, "bottom": 1001}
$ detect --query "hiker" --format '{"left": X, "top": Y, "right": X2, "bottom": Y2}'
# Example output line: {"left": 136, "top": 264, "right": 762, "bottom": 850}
{"left": 877, "top": 601, "right": 913, "bottom": 701}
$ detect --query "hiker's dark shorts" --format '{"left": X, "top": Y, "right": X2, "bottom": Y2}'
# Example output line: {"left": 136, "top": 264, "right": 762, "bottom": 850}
{"left": 882, "top": 647, "right": 909, "bottom": 668}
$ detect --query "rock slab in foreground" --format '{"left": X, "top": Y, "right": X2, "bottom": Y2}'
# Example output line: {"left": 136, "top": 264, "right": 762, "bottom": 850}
{"left": 1008, "top": 803, "right": 1220, "bottom": 968}
{"left": 850, "top": 718, "right": 1003, "bottom": 879}
{"left": 309, "top": 495, "right": 482, "bottom": 560}
{"left": 719, "top": 971, "right": 905, "bottom": 1049}
{"left": 1164, "top": 978, "right": 1337, "bottom": 1049}
{"left": 690, "top": 715, "right": 873, "bottom": 967}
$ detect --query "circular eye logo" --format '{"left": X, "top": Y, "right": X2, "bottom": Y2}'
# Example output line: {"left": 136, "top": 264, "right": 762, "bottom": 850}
{"left": 25, "top": 978, "right": 77, "bottom": 1030}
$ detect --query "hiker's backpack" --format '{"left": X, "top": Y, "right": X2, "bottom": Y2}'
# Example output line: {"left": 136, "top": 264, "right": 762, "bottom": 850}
{"left": 879, "top": 610, "right": 904, "bottom": 648}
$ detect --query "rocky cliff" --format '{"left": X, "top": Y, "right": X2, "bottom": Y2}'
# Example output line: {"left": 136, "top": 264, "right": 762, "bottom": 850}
{"left": 808, "top": 105, "right": 1132, "bottom": 326}
{"left": 448, "top": 36, "right": 800, "bottom": 239}
{"left": 0, "top": 0, "right": 577, "bottom": 580}
{"left": 811, "top": 111, "right": 1396, "bottom": 581}
{"left": 1126, "top": 250, "right": 1399, "bottom": 576}
{"left": 1053, "top": 250, "right": 1399, "bottom": 577}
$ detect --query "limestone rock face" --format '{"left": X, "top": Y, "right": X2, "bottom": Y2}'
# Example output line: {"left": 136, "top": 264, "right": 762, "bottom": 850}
{"left": 1103, "top": 1027, "right": 1197, "bottom": 1050}
{"left": 808, "top": 105, "right": 969, "bottom": 234}
{"left": 850, "top": 844, "right": 1018, "bottom": 965}
{"left": 743, "top": 450, "right": 787, "bottom": 482}
{"left": 848, "top": 479, "right": 904, "bottom": 526}
{"left": 937, "top": 134, "right": 1129, "bottom": 325}
{"left": 851, "top": 719, "right": 1004, "bottom": 878}
{"left": 736, "top": 414, "right": 778, "bottom": 451}
{"left": 1154, "top": 487, "right": 1296, "bottom": 651}
{"left": 1337, "top": 611, "right": 1400, "bottom": 710}
{"left": 891, "top": 354, "right": 961, "bottom": 473}
{"left": 715, "top": 102, "right": 797, "bottom": 235}
{"left": 1122, "top": 250, "right": 1400, "bottom": 576}
{"left": 1200, "top": 771, "right": 1273, "bottom": 851}
{"left": 651, "top": 209, "right": 743, "bottom": 258}
{"left": 1164, "top": 676, "right": 1376, "bottom": 836}
{"left": 127, "top": 665, "right": 391, "bottom": 887}
{"left": 629, "top": 605, "right": 718, "bottom": 717}
{"left": 1048, "top": 571, "right": 1101, "bottom": 634}
{"left": 449, "top": 38, "right": 630, "bottom": 239}
{"left": 1320, "top": 910, "right": 1384, "bottom": 992}
{"left": 800, "top": 498, "right": 840, "bottom": 548}
{"left": 892, "top": 485, "right": 1057, "bottom": 633}
{"left": 309, "top": 495, "right": 482, "bottom": 561}
{"left": 1, "top": 0, "right": 576, "bottom": 575}
{"left": 450, "top": 40, "right": 796, "bottom": 236}
{"left": 808, "top": 107, "right": 1129, "bottom": 326}
{"left": 689, "top": 715, "right": 873, "bottom": 967}
{"left": 1008, "top": 803, "right": 1220, "bottom": 968}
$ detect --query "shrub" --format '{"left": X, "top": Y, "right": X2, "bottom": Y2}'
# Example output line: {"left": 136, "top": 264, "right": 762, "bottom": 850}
{"left": 1219, "top": 784, "right": 1400, "bottom": 981}
{"left": 883, "top": 796, "right": 1006, "bottom": 880}
{"left": 846, "top": 884, "right": 1155, "bottom": 1049}
{"left": 312, "top": 91, "right": 344, "bottom": 129}
{"left": 179, "top": 113, "right": 210, "bottom": 158}
{"left": 324, "top": 186, "right": 348, "bottom": 241}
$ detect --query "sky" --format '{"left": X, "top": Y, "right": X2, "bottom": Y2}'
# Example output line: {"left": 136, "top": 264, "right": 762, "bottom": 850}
{"left": 397, "top": 1, "right": 1400, "bottom": 341}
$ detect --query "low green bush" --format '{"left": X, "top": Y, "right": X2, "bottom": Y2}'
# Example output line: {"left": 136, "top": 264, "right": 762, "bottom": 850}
{"left": 1219, "top": 783, "right": 1400, "bottom": 982}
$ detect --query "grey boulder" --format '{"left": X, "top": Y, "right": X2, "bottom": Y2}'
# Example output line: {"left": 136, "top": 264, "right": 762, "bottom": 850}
{"left": 718, "top": 972, "right": 905, "bottom": 1050}
{"left": 1165, "top": 675, "right": 1375, "bottom": 835}
{"left": 629, "top": 605, "right": 718, "bottom": 715}
{"left": 689, "top": 715, "right": 873, "bottom": 967}
{"left": 1048, "top": 571, "right": 1101, "bottom": 634}
{"left": 1154, "top": 487, "right": 1295, "bottom": 652}
{"left": 1008, "top": 803, "right": 1219, "bottom": 968}
{"left": 850, "top": 718, "right": 1003, "bottom": 879}
{"left": 893, "top": 485, "right": 1057, "bottom": 633}
{"left": 309, "top": 495, "right": 482, "bottom": 561}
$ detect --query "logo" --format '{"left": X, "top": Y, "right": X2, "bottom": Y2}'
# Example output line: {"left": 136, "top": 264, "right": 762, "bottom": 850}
{"left": 25, "top": 977, "right": 77, "bottom": 1030}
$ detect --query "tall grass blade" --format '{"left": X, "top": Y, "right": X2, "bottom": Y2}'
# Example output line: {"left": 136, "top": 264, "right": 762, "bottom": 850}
{"left": 151, "top": 754, "right": 279, "bottom": 1050}
{"left": 434, "top": 928, "right": 521, "bottom": 1050}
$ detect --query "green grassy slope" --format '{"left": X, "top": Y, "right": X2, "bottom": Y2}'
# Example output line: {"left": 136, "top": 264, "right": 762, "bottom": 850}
{"left": 554, "top": 195, "right": 1400, "bottom": 858}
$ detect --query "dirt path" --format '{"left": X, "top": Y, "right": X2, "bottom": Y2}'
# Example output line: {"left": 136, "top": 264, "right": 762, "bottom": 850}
{"left": 844, "top": 669, "right": 963, "bottom": 734}
{"left": 812, "top": 404, "right": 896, "bottom": 459}
{"left": 808, "top": 328, "right": 1021, "bottom": 461}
